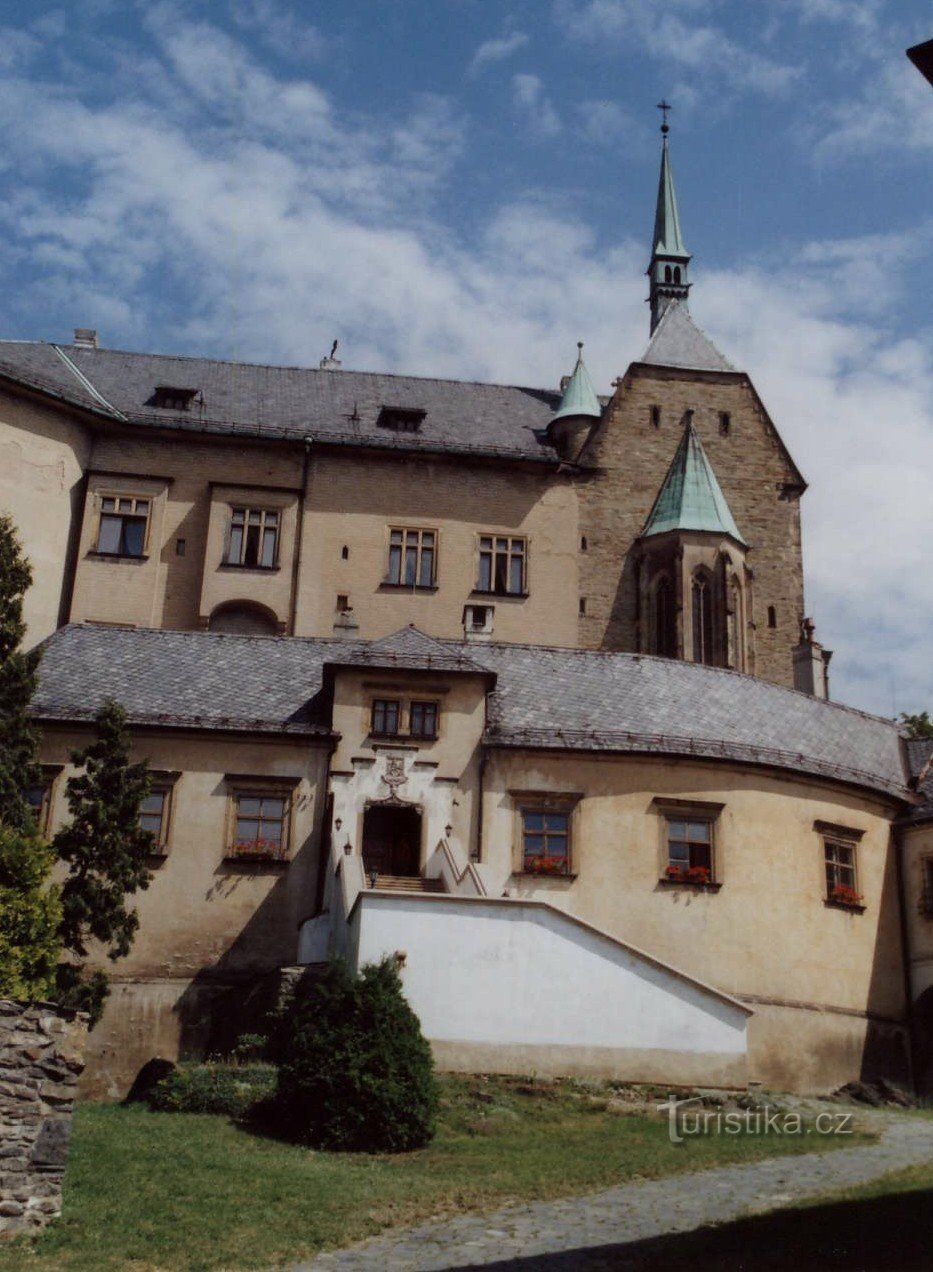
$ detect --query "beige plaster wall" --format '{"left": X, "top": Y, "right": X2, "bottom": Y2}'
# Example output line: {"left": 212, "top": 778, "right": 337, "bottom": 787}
{"left": 0, "top": 389, "right": 92, "bottom": 644}
{"left": 38, "top": 724, "right": 330, "bottom": 1098}
{"left": 480, "top": 750, "right": 906, "bottom": 1089}
{"left": 295, "top": 451, "right": 579, "bottom": 645}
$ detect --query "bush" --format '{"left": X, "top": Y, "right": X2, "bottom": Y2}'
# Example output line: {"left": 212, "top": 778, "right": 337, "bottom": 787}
{"left": 148, "top": 1062, "right": 277, "bottom": 1118}
{"left": 275, "top": 958, "right": 438, "bottom": 1152}
{"left": 0, "top": 823, "right": 61, "bottom": 1001}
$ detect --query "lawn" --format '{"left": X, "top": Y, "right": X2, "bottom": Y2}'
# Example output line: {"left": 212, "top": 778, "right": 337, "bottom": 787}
{"left": 0, "top": 1076, "right": 875, "bottom": 1272}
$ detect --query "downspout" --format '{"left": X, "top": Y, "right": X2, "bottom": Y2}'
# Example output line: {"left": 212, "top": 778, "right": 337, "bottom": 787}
{"left": 892, "top": 819, "right": 920, "bottom": 1093}
{"left": 289, "top": 436, "right": 313, "bottom": 635}
{"left": 474, "top": 745, "right": 487, "bottom": 864}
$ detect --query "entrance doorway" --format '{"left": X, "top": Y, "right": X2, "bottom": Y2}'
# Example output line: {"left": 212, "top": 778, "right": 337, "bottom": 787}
{"left": 362, "top": 804, "right": 422, "bottom": 878}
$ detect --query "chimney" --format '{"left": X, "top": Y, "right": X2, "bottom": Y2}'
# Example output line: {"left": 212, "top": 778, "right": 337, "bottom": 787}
{"left": 792, "top": 617, "right": 832, "bottom": 700}
{"left": 73, "top": 328, "right": 98, "bottom": 349}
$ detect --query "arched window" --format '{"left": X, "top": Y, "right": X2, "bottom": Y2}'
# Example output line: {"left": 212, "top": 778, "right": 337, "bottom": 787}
{"left": 664, "top": 265, "right": 672, "bottom": 283}
{"left": 654, "top": 576, "right": 675, "bottom": 658}
{"left": 692, "top": 571, "right": 714, "bottom": 665}
{"left": 673, "top": 266, "right": 682, "bottom": 284}
{"left": 208, "top": 601, "right": 279, "bottom": 636}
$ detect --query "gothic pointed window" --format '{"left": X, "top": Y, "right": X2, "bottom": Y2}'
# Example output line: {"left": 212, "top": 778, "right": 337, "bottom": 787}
{"left": 692, "top": 571, "right": 714, "bottom": 665}
{"left": 673, "top": 266, "right": 681, "bottom": 283}
{"left": 664, "top": 265, "right": 672, "bottom": 282}
{"left": 654, "top": 576, "right": 675, "bottom": 659}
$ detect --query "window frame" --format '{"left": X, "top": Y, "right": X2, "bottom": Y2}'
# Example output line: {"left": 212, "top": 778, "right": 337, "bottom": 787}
{"left": 385, "top": 526, "right": 438, "bottom": 589}
{"left": 653, "top": 798, "right": 724, "bottom": 889}
{"left": 137, "top": 770, "right": 181, "bottom": 856}
{"left": 370, "top": 698, "right": 402, "bottom": 738}
{"left": 95, "top": 494, "right": 152, "bottom": 558}
{"left": 817, "top": 821, "right": 864, "bottom": 911}
{"left": 476, "top": 534, "right": 528, "bottom": 597}
{"left": 25, "top": 765, "right": 63, "bottom": 835}
{"left": 511, "top": 791, "right": 582, "bottom": 879}
{"left": 224, "top": 506, "right": 281, "bottom": 570}
{"left": 408, "top": 700, "right": 439, "bottom": 741}
{"left": 224, "top": 778, "right": 297, "bottom": 863}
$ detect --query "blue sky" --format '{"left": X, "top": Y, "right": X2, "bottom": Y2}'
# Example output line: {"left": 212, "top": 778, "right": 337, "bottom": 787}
{"left": 0, "top": 0, "right": 931, "bottom": 718}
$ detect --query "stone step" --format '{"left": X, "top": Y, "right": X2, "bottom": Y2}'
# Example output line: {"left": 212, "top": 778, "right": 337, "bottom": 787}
{"left": 370, "top": 874, "right": 445, "bottom": 893}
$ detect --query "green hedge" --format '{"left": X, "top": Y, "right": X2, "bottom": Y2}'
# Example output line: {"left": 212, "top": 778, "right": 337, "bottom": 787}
{"left": 148, "top": 1062, "right": 277, "bottom": 1118}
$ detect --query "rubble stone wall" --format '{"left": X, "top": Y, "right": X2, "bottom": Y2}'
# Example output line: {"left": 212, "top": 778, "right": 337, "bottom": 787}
{"left": 0, "top": 1000, "right": 87, "bottom": 1237}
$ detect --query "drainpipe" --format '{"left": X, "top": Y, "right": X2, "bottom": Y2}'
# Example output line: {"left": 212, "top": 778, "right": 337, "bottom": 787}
{"left": 289, "top": 436, "right": 312, "bottom": 635}
{"left": 474, "top": 746, "right": 487, "bottom": 864}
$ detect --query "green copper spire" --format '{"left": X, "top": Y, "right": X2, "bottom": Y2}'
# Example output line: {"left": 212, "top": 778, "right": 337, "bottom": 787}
{"left": 552, "top": 342, "right": 601, "bottom": 423}
{"left": 648, "top": 104, "right": 691, "bottom": 334}
{"left": 641, "top": 416, "right": 745, "bottom": 544}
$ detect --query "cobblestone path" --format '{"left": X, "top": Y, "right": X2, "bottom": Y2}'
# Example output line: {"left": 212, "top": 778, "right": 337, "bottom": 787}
{"left": 293, "top": 1115, "right": 932, "bottom": 1271}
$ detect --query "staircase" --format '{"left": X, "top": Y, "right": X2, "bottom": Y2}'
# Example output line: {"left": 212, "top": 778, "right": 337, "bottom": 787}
{"left": 368, "top": 874, "right": 445, "bottom": 894}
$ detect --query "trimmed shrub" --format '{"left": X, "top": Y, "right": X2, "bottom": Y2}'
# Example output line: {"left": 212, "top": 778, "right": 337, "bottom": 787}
{"left": 275, "top": 958, "right": 438, "bottom": 1152}
{"left": 148, "top": 1062, "right": 277, "bottom": 1118}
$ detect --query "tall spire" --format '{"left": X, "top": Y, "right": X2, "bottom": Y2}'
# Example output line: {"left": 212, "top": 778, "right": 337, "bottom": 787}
{"left": 648, "top": 102, "right": 691, "bottom": 335}
{"left": 552, "top": 342, "right": 601, "bottom": 423}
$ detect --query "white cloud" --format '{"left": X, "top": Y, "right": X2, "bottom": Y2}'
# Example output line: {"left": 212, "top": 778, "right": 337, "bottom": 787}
{"left": 231, "top": 0, "right": 327, "bottom": 63}
{"left": 554, "top": 0, "right": 802, "bottom": 98}
{"left": 468, "top": 31, "right": 529, "bottom": 76}
{"left": 814, "top": 59, "right": 933, "bottom": 159}
{"left": 576, "top": 99, "right": 649, "bottom": 151}
{"left": 0, "top": 12, "right": 929, "bottom": 716}
{"left": 512, "top": 73, "right": 563, "bottom": 138}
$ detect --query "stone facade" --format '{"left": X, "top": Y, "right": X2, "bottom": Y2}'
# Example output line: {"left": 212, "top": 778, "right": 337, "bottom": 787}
{"left": 0, "top": 1001, "right": 86, "bottom": 1236}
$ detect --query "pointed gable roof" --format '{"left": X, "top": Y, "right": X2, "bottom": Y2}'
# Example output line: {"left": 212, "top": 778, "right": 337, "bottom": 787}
{"left": 552, "top": 344, "right": 602, "bottom": 423}
{"left": 640, "top": 301, "right": 734, "bottom": 374}
{"left": 330, "top": 626, "right": 492, "bottom": 676}
{"left": 652, "top": 136, "right": 689, "bottom": 260}
{"left": 641, "top": 419, "right": 745, "bottom": 545}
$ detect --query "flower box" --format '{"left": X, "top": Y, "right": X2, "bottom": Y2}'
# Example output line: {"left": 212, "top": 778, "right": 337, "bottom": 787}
{"left": 524, "top": 856, "right": 570, "bottom": 877}
{"left": 828, "top": 885, "right": 863, "bottom": 908}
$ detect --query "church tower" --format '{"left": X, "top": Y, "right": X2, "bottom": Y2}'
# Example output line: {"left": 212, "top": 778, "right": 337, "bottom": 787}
{"left": 648, "top": 106, "right": 691, "bottom": 334}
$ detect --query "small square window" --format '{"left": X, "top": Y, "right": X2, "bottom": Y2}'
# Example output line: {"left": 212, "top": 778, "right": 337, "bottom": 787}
{"left": 229, "top": 790, "right": 289, "bottom": 860}
{"left": 664, "top": 817, "right": 714, "bottom": 884}
{"left": 96, "top": 495, "right": 150, "bottom": 557}
{"left": 371, "top": 699, "right": 400, "bottom": 737}
{"left": 409, "top": 702, "right": 438, "bottom": 740}
{"left": 226, "top": 507, "right": 279, "bottom": 569}
{"left": 521, "top": 808, "right": 570, "bottom": 876}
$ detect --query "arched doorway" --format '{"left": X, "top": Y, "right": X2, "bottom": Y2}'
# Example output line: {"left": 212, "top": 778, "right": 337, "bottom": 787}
{"left": 362, "top": 804, "right": 422, "bottom": 878}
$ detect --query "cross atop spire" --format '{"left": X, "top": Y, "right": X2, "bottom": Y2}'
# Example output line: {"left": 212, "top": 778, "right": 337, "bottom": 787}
{"left": 647, "top": 104, "right": 692, "bottom": 334}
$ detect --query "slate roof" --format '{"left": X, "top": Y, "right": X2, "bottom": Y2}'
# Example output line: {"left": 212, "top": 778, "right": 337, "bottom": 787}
{"left": 327, "top": 626, "right": 493, "bottom": 676}
{"left": 639, "top": 302, "right": 736, "bottom": 374}
{"left": 32, "top": 625, "right": 911, "bottom": 801}
{"left": 641, "top": 419, "right": 745, "bottom": 544}
{"left": 0, "top": 341, "right": 562, "bottom": 464}
{"left": 905, "top": 737, "right": 933, "bottom": 824}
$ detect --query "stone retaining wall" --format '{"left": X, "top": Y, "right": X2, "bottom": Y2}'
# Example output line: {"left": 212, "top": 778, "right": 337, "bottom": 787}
{"left": 0, "top": 1000, "right": 87, "bottom": 1237}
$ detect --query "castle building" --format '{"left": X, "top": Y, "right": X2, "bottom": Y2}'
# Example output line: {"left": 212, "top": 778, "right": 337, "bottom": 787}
{"left": 1, "top": 129, "right": 930, "bottom": 1098}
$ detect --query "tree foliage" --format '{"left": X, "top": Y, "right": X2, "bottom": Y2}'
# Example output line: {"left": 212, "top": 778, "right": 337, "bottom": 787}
{"left": 54, "top": 700, "right": 154, "bottom": 961}
{"left": 0, "top": 513, "right": 41, "bottom": 832}
{"left": 0, "top": 823, "right": 61, "bottom": 1001}
{"left": 901, "top": 711, "right": 933, "bottom": 739}
{"left": 275, "top": 958, "right": 438, "bottom": 1152}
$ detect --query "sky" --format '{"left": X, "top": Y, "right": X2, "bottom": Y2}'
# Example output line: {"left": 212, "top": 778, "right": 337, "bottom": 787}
{"left": 0, "top": 0, "right": 930, "bottom": 719}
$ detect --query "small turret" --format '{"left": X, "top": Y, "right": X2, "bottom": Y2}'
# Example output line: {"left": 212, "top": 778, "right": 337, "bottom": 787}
{"left": 647, "top": 103, "right": 691, "bottom": 335}
{"left": 548, "top": 342, "right": 602, "bottom": 462}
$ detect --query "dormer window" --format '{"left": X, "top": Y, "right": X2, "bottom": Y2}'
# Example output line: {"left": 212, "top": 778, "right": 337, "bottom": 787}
{"left": 377, "top": 406, "right": 425, "bottom": 433}
{"left": 152, "top": 386, "right": 198, "bottom": 411}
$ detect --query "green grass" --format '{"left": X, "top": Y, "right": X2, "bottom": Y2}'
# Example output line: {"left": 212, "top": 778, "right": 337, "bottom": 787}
{"left": 0, "top": 1077, "right": 875, "bottom": 1272}
{"left": 622, "top": 1161, "right": 933, "bottom": 1270}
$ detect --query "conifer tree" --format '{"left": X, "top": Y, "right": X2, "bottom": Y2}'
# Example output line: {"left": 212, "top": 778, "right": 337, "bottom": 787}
{"left": 0, "top": 823, "right": 61, "bottom": 1001}
{"left": 54, "top": 701, "right": 154, "bottom": 961}
{"left": 0, "top": 513, "right": 41, "bottom": 831}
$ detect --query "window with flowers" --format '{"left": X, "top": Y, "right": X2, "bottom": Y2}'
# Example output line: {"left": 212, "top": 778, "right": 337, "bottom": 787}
{"left": 818, "top": 822, "right": 864, "bottom": 909}
{"left": 654, "top": 798, "right": 723, "bottom": 886}
{"left": 513, "top": 792, "right": 581, "bottom": 877}
{"left": 225, "top": 779, "right": 297, "bottom": 861}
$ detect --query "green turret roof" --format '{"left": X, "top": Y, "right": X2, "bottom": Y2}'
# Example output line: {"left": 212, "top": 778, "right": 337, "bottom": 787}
{"left": 642, "top": 418, "right": 745, "bottom": 544}
{"left": 652, "top": 136, "right": 689, "bottom": 260}
{"left": 551, "top": 343, "right": 602, "bottom": 423}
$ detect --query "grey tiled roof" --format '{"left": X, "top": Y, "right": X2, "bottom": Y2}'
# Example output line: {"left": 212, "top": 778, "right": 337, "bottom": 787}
{"left": 0, "top": 341, "right": 562, "bottom": 464}
{"left": 905, "top": 737, "right": 933, "bottom": 824}
{"left": 31, "top": 625, "right": 349, "bottom": 736}
{"left": 333, "top": 626, "right": 493, "bottom": 676}
{"left": 639, "top": 302, "right": 736, "bottom": 373}
{"left": 32, "top": 626, "right": 911, "bottom": 801}
{"left": 476, "top": 642, "right": 909, "bottom": 799}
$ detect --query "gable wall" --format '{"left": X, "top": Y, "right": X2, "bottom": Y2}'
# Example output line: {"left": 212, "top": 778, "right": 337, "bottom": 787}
{"left": 577, "top": 366, "right": 804, "bottom": 688}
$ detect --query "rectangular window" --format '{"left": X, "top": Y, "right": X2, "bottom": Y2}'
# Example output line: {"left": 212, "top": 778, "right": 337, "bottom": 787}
{"left": 521, "top": 809, "right": 570, "bottom": 876}
{"left": 231, "top": 792, "right": 288, "bottom": 860}
{"left": 96, "top": 496, "right": 150, "bottom": 557}
{"left": 226, "top": 508, "right": 279, "bottom": 568}
{"left": 26, "top": 780, "right": 52, "bottom": 834}
{"left": 478, "top": 535, "right": 526, "bottom": 595}
{"left": 665, "top": 818, "right": 714, "bottom": 884}
{"left": 371, "top": 699, "right": 400, "bottom": 737}
{"left": 139, "top": 787, "right": 171, "bottom": 850}
{"left": 824, "top": 837, "right": 861, "bottom": 906}
{"left": 387, "top": 528, "right": 436, "bottom": 587}
{"left": 409, "top": 701, "right": 438, "bottom": 739}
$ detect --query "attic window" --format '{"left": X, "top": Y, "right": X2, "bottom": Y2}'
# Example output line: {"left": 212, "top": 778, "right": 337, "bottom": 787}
{"left": 377, "top": 406, "right": 425, "bottom": 433}
{"left": 152, "top": 386, "right": 198, "bottom": 411}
